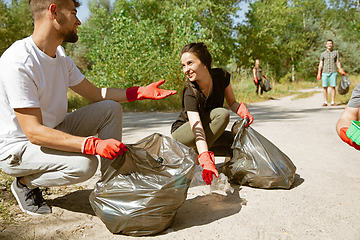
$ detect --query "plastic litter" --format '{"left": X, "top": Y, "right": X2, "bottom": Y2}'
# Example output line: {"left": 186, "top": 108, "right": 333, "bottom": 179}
{"left": 338, "top": 75, "right": 351, "bottom": 95}
{"left": 89, "top": 133, "right": 197, "bottom": 236}
{"left": 190, "top": 165, "right": 234, "bottom": 196}
{"left": 219, "top": 119, "right": 297, "bottom": 189}
{"left": 263, "top": 77, "right": 272, "bottom": 92}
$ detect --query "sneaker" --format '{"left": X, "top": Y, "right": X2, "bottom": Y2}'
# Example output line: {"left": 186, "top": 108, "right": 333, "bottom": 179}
{"left": 331, "top": 103, "right": 338, "bottom": 106}
{"left": 11, "top": 178, "right": 51, "bottom": 215}
{"left": 322, "top": 103, "right": 328, "bottom": 107}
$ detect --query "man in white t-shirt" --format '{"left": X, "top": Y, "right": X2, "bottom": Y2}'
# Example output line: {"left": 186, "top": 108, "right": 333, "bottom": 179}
{"left": 0, "top": 0, "right": 177, "bottom": 215}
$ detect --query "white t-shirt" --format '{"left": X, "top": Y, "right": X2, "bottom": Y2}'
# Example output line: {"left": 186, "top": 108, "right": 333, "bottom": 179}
{"left": 0, "top": 36, "right": 84, "bottom": 158}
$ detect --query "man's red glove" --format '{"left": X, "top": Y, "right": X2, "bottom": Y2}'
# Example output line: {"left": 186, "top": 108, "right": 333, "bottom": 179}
{"left": 198, "top": 151, "right": 219, "bottom": 185}
{"left": 236, "top": 102, "right": 253, "bottom": 127}
{"left": 339, "top": 127, "right": 360, "bottom": 150}
{"left": 262, "top": 75, "right": 267, "bottom": 79}
{"left": 339, "top": 68, "right": 346, "bottom": 75}
{"left": 317, "top": 70, "right": 321, "bottom": 80}
{"left": 253, "top": 77, "right": 258, "bottom": 84}
{"left": 126, "top": 80, "right": 177, "bottom": 102}
{"left": 82, "top": 137, "right": 128, "bottom": 160}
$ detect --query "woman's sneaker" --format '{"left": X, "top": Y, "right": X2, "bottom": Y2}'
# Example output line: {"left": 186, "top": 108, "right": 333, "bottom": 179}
{"left": 11, "top": 178, "right": 51, "bottom": 215}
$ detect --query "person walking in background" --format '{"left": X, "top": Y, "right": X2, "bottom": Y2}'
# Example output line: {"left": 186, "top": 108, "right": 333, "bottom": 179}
{"left": 0, "top": 0, "right": 176, "bottom": 215}
{"left": 253, "top": 59, "right": 266, "bottom": 96}
{"left": 171, "top": 42, "right": 253, "bottom": 185}
{"left": 317, "top": 39, "right": 346, "bottom": 107}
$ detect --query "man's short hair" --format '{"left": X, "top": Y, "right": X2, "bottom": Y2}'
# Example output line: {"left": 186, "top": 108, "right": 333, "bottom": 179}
{"left": 326, "top": 39, "right": 333, "bottom": 44}
{"left": 29, "top": 0, "right": 81, "bottom": 21}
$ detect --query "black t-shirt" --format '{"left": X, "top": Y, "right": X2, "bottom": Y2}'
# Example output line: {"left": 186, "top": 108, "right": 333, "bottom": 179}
{"left": 171, "top": 68, "right": 230, "bottom": 133}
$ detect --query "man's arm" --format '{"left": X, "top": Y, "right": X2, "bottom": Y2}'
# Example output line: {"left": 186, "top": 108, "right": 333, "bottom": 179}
{"left": 318, "top": 60, "right": 323, "bottom": 72}
{"left": 70, "top": 78, "right": 177, "bottom": 104}
{"left": 336, "top": 106, "right": 359, "bottom": 135}
{"left": 14, "top": 108, "right": 84, "bottom": 152}
{"left": 70, "top": 78, "right": 128, "bottom": 103}
{"left": 336, "top": 106, "right": 360, "bottom": 150}
{"left": 317, "top": 60, "right": 323, "bottom": 80}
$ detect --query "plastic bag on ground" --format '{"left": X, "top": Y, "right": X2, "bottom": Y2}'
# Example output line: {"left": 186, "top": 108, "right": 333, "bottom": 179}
{"left": 338, "top": 75, "right": 351, "bottom": 95}
{"left": 219, "top": 119, "right": 296, "bottom": 189}
{"left": 263, "top": 77, "right": 272, "bottom": 92}
{"left": 89, "top": 133, "right": 197, "bottom": 236}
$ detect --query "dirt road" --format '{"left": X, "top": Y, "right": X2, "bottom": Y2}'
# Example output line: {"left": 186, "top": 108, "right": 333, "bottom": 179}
{"left": 1, "top": 91, "right": 359, "bottom": 240}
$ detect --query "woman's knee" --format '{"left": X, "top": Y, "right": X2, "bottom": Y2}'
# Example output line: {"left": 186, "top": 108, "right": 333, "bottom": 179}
{"left": 211, "top": 108, "right": 230, "bottom": 124}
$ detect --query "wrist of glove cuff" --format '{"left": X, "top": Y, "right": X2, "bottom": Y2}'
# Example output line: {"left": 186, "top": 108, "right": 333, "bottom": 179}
{"left": 126, "top": 86, "right": 140, "bottom": 102}
{"left": 81, "top": 137, "right": 98, "bottom": 155}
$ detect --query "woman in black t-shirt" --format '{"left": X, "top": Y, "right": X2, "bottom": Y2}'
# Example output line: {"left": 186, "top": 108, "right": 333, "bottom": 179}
{"left": 171, "top": 43, "right": 254, "bottom": 185}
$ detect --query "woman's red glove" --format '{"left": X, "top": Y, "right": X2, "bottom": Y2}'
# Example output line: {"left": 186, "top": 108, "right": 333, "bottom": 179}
{"left": 339, "top": 127, "right": 360, "bottom": 150}
{"left": 236, "top": 102, "right": 254, "bottom": 127}
{"left": 126, "top": 80, "right": 177, "bottom": 102}
{"left": 339, "top": 68, "right": 346, "bottom": 75}
{"left": 198, "top": 151, "right": 219, "bottom": 185}
{"left": 82, "top": 137, "right": 128, "bottom": 160}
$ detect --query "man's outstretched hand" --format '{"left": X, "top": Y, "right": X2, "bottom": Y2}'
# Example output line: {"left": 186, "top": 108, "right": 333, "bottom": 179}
{"left": 126, "top": 80, "right": 177, "bottom": 102}
{"left": 82, "top": 137, "right": 127, "bottom": 160}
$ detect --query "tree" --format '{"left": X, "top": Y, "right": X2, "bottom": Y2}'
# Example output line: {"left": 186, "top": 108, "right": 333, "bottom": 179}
{"left": 0, "top": 0, "right": 33, "bottom": 55}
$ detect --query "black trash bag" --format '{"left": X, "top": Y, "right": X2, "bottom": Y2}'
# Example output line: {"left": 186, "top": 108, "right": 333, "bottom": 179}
{"left": 338, "top": 75, "right": 351, "bottom": 95}
{"left": 263, "top": 77, "right": 272, "bottom": 92}
{"left": 219, "top": 119, "right": 296, "bottom": 189}
{"left": 89, "top": 133, "right": 197, "bottom": 236}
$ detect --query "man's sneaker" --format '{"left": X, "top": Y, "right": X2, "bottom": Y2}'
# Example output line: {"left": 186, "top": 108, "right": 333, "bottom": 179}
{"left": 11, "top": 178, "right": 51, "bottom": 215}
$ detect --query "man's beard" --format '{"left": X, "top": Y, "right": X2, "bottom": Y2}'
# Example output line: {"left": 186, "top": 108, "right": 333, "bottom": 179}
{"left": 63, "top": 30, "right": 78, "bottom": 43}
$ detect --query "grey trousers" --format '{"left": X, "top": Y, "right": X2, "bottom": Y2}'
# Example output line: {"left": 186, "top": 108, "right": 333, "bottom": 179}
{"left": 171, "top": 108, "right": 234, "bottom": 157}
{"left": 0, "top": 100, "right": 123, "bottom": 189}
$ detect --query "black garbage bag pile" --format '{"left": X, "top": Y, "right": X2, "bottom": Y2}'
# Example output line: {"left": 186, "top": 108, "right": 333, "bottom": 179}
{"left": 219, "top": 119, "right": 296, "bottom": 189}
{"left": 89, "top": 133, "right": 197, "bottom": 236}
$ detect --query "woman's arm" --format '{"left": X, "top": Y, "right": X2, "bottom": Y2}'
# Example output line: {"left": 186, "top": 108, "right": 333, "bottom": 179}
{"left": 187, "top": 111, "right": 209, "bottom": 154}
{"left": 252, "top": 68, "right": 258, "bottom": 83}
{"left": 187, "top": 111, "right": 219, "bottom": 184}
{"left": 224, "top": 83, "right": 254, "bottom": 126}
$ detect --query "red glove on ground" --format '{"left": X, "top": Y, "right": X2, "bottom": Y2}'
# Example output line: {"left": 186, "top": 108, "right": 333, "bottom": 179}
{"left": 126, "top": 80, "right": 177, "bottom": 102}
{"left": 339, "top": 127, "right": 360, "bottom": 151}
{"left": 82, "top": 137, "right": 128, "bottom": 160}
{"left": 198, "top": 151, "right": 219, "bottom": 185}
{"left": 317, "top": 70, "right": 321, "bottom": 80}
{"left": 236, "top": 102, "right": 254, "bottom": 127}
{"left": 254, "top": 77, "right": 258, "bottom": 84}
{"left": 339, "top": 68, "right": 346, "bottom": 75}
